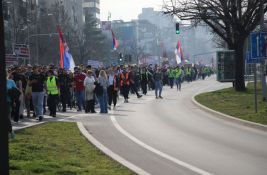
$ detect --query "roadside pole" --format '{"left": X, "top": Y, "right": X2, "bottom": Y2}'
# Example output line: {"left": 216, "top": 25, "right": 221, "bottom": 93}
{"left": 0, "top": 0, "right": 9, "bottom": 174}
{"left": 254, "top": 63, "right": 258, "bottom": 113}
{"left": 260, "top": 0, "right": 267, "bottom": 101}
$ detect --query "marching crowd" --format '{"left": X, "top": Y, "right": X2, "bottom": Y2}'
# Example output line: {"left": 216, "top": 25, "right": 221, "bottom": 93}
{"left": 6, "top": 63, "right": 213, "bottom": 139}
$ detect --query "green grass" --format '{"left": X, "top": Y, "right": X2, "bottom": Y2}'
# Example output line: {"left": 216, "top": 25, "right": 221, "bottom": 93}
{"left": 195, "top": 83, "right": 267, "bottom": 125}
{"left": 9, "top": 122, "right": 135, "bottom": 175}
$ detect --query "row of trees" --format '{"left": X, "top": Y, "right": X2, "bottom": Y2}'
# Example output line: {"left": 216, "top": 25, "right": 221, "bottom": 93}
{"left": 163, "top": 0, "right": 266, "bottom": 91}
{"left": 4, "top": 0, "right": 111, "bottom": 65}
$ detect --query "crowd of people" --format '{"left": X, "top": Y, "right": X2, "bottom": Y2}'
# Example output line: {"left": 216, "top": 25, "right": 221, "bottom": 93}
{"left": 6, "top": 63, "right": 214, "bottom": 139}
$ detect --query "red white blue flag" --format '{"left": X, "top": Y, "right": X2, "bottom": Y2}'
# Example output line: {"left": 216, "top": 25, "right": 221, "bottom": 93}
{"left": 175, "top": 40, "right": 184, "bottom": 64}
{"left": 111, "top": 29, "right": 119, "bottom": 50}
{"left": 57, "top": 25, "right": 75, "bottom": 71}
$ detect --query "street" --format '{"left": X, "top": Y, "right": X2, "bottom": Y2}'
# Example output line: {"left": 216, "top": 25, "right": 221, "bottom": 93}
{"left": 67, "top": 76, "right": 267, "bottom": 175}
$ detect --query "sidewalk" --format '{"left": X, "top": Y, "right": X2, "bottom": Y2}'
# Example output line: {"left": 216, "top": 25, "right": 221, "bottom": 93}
{"left": 12, "top": 110, "right": 80, "bottom": 131}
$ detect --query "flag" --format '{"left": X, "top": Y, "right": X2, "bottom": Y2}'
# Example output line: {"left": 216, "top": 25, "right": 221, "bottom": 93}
{"left": 175, "top": 40, "right": 184, "bottom": 64}
{"left": 111, "top": 29, "right": 119, "bottom": 50}
{"left": 57, "top": 26, "right": 65, "bottom": 68}
{"left": 57, "top": 25, "right": 76, "bottom": 71}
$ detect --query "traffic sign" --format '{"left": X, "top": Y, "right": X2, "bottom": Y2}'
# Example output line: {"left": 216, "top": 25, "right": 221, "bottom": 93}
{"left": 246, "top": 51, "right": 262, "bottom": 63}
{"left": 5, "top": 54, "right": 18, "bottom": 65}
{"left": 13, "top": 44, "right": 30, "bottom": 59}
{"left": 250, "top": 32, "right": 267, "bottom": 59}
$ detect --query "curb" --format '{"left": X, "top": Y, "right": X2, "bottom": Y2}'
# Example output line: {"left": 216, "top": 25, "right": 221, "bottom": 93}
{"left": 77, "top": 122, "right": 151, "bottom": 175}
{"left": 192, "top": 95, "right": 267, "bottom": 132}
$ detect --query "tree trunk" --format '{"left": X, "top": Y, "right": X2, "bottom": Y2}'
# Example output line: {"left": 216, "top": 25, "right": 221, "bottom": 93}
{"left": 234, "top": 41, "right": 246, "bottom": 91}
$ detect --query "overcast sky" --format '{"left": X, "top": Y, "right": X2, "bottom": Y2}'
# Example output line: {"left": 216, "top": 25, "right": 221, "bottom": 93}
{"left": 100, "top": 0, "right": 164, "bottom": 21}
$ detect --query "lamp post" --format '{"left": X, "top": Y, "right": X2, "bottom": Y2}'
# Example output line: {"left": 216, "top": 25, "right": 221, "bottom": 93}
{"left": 260, "top": 0, "right": 267, "bottom": 101}
{"left": 0, "top": 0, "right": 9, "bottom": 174}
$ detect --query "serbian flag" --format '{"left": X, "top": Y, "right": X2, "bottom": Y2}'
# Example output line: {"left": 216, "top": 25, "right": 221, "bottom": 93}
{"left": 57, "top": 26, "right": 75, "bottom": 71}
{"left": 175, "top": 40, "right": 184, "bottom": 64}
{"left": 57, "top": 26, "right": 65, "bottom": 68}
{"left": 111, "top": 29, "right": 119, "bottom": 50}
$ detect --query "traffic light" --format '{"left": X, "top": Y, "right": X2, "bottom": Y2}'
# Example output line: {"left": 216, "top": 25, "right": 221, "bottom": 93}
{"left": 176, "top": 22, "right": 180, "bottom": 34}
{"left": 119, "top": 53, "right": 123, "bottom": 62}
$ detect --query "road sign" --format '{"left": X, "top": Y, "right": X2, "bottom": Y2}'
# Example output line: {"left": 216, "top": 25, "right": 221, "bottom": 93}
{"left": 246, "top": 51, "right": 262, "bottom": 63}
{"left": 87, "top": 60, "right": 103, "bottom": 68}
{"left": 250, "top": 32, "right": 267, "bottom": 59}
{"left": 5, "top": 54, "right": 18, "bottom": 66}
{"left": 217, "top": 50, "right": 235, "bottom": 82}
{"left": 13, "top": 44, "right": 30, "bottom": 59}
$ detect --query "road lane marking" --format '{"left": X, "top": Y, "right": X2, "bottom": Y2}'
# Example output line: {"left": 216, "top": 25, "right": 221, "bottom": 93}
{"left": 77, "top": 122, "right": 151, "bottom": 175}
{"left": 110, "top": 115, "right": 213, "bottom": 175}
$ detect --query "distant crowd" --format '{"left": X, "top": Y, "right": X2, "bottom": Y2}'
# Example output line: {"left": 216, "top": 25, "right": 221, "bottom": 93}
{"left": 6, "top": 63, "right": 214, "bottom": 139}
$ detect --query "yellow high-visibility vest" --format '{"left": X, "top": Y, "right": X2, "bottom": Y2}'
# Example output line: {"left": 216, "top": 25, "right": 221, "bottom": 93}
{"left": 46, "top": 76, "right": 59, "bottom": 95}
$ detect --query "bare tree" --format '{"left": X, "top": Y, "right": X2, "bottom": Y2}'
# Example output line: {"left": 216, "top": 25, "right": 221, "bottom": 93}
{"left": 163, "top": 0, "right": 267, "bottom": 91}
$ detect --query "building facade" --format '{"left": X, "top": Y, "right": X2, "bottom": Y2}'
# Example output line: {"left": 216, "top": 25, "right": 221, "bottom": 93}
{"left": 82, "top": 0, "right": 100, "bottom": 25}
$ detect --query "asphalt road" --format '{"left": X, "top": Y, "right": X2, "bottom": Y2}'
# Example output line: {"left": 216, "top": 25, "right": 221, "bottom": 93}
{"left": 78, "top": 77, "right": 267, "bottom": 175}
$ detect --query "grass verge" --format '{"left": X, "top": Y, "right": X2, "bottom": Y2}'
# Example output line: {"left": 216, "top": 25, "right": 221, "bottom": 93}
{"left": 195, "top": 83, "right": 267, "bottom": 125}
{"left": 9, "top": 122, "right": 135, "bottom": 175}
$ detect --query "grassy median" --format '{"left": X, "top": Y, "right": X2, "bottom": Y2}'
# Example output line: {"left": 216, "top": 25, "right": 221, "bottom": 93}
{"left": 195, "top": 83, "right": 267, "bottom": 125}
{"left": 9, "top": 122, "right": 135, "bottom": 175}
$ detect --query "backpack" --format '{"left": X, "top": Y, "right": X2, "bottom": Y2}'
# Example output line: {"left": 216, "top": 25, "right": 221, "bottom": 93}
{"left": 7, "top": 87, "right": 21, "bottom": 101}
{"left": 94, "top": 82, "right": 103, "bottom": 96}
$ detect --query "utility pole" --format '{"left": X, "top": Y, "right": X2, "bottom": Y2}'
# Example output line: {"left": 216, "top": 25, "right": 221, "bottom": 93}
{"left": 0, "top": 0, "right": 9, "bottom": 174}
{"left": 260, "top": 0, "right": 267, "bottom": 101}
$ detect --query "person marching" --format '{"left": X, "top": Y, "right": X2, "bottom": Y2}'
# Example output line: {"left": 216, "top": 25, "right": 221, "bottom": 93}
{"left": 29, "top": 66, "right": 46, "bottom": 121}
{"left": 97, "top": 70, "right": 109, "bottom": 114}
{"left": 84, "top": 70, "right": 96, "bottom": 113}
{"left": 58, "top": 68, "right": 71, "bottom": 112}
{"left": 186, "top": 67, "right": 192, "bottom": 82}
{"left": 154, "top": 67, "right": 163, "bottom": 99}
{"left": 107, "top": 68, "right": 119, "bottom": 109}
{"left": 140, "top": 67, "right": 149, "bottom": 95}
{"left": 167, "top": 67, "right": 175, "bottom": 89}
{"left": 174, "top": 66, "right": 183, "bottom": 91}
{"left": 46, "top": 70, "right": 59, "bottom": 117}
{"left": 129, "top": 66, "right": 142, "bottom": 99}
{"left": 120, "top": 67, "right": 130, "bottom": 103}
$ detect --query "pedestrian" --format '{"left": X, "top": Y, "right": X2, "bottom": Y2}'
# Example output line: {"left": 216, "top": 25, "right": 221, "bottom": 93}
{"left": 84, "top": 70, "right": 96, "bottom": 113}
{"left": 7, "top": 71, "right": 19, "bottom": 139}
{"left": 96, "top": 70, "right": 109, "bottom": 113}
{"left": 174, "top": 66, "right": 182, "bottom": 91}
{"left": 58, "top": 69, "right": 71, "bottom": 112}
{"left": 120, "top": 67, "right": 130, "bottom": 103}
{"left": 74, "top": 68, "right": 86, "bottom": 111}
{"left": 29, "top": 66, "right": 46, "bottom": 121}
{"left": 46, "top": 70, "right": 59, "bottom": 117}
{"left": 140, "top": 67, "right": 149, "bottom": 95}
{"left": 154, "top": 67, "right": 163, "bottom": 99}
{"left": 167, "top": 67, "right": 175, "bottom": 88}
{"left": 129, "top": 66, "right": 142, "bottom": 99}
{"left": 107, "top": 68, "right": 119, "bottom": 109}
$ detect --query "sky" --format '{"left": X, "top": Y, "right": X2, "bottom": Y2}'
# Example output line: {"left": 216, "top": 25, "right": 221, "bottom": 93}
{"left": 100, "top": 0, "right": 164, "bottom": 22}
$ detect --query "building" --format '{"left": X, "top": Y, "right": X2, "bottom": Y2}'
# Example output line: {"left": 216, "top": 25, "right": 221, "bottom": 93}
{"left": 82, "top": 0, "right": 100, "bottom": 25}
{"left": 38, "top": 0, "right": 83, "bottom": 28}
{"left": 136, "top": 20, "right": 159, "bottom": 57}
{"left": 138, "top": 7, "right": 216, "bottom": 65}
{"left": 3, "top": 0, "right": 37, "bottom": 52}
{"left": 138, "top": 8, "right": 177, "bottom": 61}
{"left": 110, "top": 20, "right": 138, "bottom": 63}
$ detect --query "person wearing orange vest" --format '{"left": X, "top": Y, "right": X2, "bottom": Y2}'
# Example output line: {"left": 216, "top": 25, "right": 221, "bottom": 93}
{"left": 120, "top": 68, "right": 130, "bottom": 103}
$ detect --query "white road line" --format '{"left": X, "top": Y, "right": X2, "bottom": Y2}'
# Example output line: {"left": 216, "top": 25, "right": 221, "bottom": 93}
{"left": 110, "top": 114, "right": 213, "bottom": 175}
{"left": 77, "top": 122, "right": 151, "bottom": 175}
